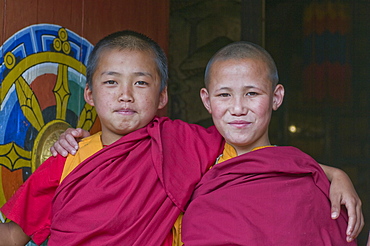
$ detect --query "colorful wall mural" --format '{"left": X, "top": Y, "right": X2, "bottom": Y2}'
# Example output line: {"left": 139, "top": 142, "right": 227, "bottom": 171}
{"left": 0, "top": 23, "right": 96, "bottom": 214}
{"left": 0, "top": 23, "right": 96, "bottom": 245}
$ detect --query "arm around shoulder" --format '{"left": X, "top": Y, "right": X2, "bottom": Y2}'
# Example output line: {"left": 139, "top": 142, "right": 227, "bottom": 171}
{"left": 50, "top": 128, "right": 91, "bottom": 157}
{"left": 319, "top": 163, "right": 364, "bottom": 242}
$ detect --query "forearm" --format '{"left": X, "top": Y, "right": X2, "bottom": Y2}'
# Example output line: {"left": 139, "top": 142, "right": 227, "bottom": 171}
{"left": 318, "top": 163, "right": 340, "bottom": 182}
{"left": 0, "top": 221, "right": 30, "bottom": 246}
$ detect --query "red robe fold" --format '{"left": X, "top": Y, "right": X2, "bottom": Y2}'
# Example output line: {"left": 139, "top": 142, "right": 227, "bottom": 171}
{"left": 0, "top": 155, "right": 65, "bottom": 245}
{"left": 182, "top": 146, "right": 355, "bottom": 246}
{"left": 49, "top": 117, "right": 223, "bottom": 245}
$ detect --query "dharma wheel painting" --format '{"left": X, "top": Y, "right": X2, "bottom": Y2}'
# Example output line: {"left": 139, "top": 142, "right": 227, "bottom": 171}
{"left": 0, "top": 24, "right": 97, "bottom": 211}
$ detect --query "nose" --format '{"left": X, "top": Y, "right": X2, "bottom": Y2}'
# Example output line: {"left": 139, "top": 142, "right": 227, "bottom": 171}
{"left": 230, "top": 96, "right": 247, "bottom": 116}
{"left": 118, "top": 84, "right": 134, "bottom": 102}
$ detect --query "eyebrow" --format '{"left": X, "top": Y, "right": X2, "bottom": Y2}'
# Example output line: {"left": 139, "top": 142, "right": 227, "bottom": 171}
{"left": 216, "top": 85, "right": 257, "bottom": 91}
{"left": 100, "top": 71, "right": 120, "bottom": 76}
{"left": 133, "top": 71, "right": 153, "bottom": 78}
{"left": 215, "top": 86, "right": 231, "bottom": 91}
{"left": 100, "top": 71, "right": 153, "bottom": 78}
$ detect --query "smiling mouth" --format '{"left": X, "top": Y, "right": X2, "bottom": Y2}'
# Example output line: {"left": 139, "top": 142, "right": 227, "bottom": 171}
{"left": 229, "top": 120, "right": 251, "bottom": 128}
{"left": 115, "top": 109, "right": 136, "bottom": 115}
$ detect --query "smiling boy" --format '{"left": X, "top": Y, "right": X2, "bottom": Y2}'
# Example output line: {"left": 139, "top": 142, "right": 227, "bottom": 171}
{"left": 2, "top": 31, "right": 362, "bottom": 246}
{"left": 181, "top": 41, "right": 359, "bottom": 245}
{"left": 84, "top": 48, "right": 167, "bottom": 144}
{"left": 203, "top": 57, "right": 281, "bottom": 155}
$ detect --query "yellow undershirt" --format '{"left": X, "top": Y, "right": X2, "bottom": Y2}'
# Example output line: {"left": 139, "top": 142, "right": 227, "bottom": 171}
{"left": 216, "top": 143, "right": 275, "bottom": 164}
{"left": 60, "top": 132, "right": 103, "bottom": 183}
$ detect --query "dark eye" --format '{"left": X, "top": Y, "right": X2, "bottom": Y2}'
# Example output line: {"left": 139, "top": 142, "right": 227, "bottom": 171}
{"left": 104, "top": 80, "right": 116, "bottom": 85}
{"left": 135, "top": 81, "right": 148, "bottom": 86}
{"left": 246, "top": 92, "right": 258, "bottom": 96}
{"left": 218, "top": 93, "right": 230, "bottom": 97}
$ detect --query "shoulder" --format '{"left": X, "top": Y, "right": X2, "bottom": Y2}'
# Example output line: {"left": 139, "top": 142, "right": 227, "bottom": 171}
{"left": 36, "top": 155, "right": 66, "bottom": 181}
{"left": 154, "top": 116, "right": 220, "bottom": 135}
{"left": 78, "top": 131, "right": 102, "bottom": 148}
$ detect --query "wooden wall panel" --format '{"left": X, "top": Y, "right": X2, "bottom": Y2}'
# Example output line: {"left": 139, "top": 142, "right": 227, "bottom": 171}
{"left": 2, "top": 0, "right": 39, "bottom": 40}
{"left": 2, "top": 0, "right": 169, "bottom": 51}
{"left": 82, "top": 0, "right": 169, "bottom": 51}
{"left": 0, "top": 0, "right": 3, "bottom": 43}
{"left": 36, "top": 0, "right": 84, "bottom": 34}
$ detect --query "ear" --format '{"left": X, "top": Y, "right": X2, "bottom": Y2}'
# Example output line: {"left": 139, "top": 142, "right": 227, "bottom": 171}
{"left": 84, "top": 85, "right": 95, "bottom": 107}
{"left": 200, "top": 88, "right": 212, "bottom": 114}
{"left": 157, "top": 86, "right": 168, "bottom": 110}
{"left": 272, "top": 84, "right": 284, "bottom": 111}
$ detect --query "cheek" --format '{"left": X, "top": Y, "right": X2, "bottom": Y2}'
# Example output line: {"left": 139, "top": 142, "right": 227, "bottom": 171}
{"left": 210, "top": 103, "right": 225, "bottom": 118}
{"left": 143, "top": 96, "right": 154, "bottom": 108}
{"left": 105, "top": 90, "right": 119, "bottom": 101}
{"left": 94, "top": 94, "right": 112, "bottom": 108}
{"left": 255, "top": 104, "right": 272, "bottom": 121}
{"left": 254, "top": 99, "right": 270, "bottom": 111}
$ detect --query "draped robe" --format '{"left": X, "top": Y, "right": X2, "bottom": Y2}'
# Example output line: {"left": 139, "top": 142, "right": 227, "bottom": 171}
{"left": 182, "top": 146, "right": 355, "bottom": 246}
{"left": 1, "top": 117, "right": 223, "bottom": 245}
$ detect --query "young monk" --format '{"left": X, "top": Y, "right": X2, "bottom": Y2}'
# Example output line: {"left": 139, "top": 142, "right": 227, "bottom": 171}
{"left": 0, "top": 30, "right": 224, "bottom": 246}
{"left": 2, "top": 31, "right": 361, "bottom": 246}
{"left": 181, "top": 41, "right": 361, "bottom": 245}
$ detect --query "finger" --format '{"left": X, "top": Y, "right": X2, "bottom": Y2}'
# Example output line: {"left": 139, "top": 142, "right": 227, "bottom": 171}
{"left": 348, "top": 204, "right": 364, "bottom": 240}
{"left": 71, "top": 128, "right": 83, "bottom": 138}
{"left": 331, "top": 208, "right": 340, "bottom": 220}
{"left": 59, "top": 138, "right": 77, "bottom": 156}
{"left": 64, "top": 128, "right": 79, "bottom": 139}
{"left": 329, "top": 193, "right": 341, "bottom": 219}
{"left": 342, "top": 199, "right": 356, "bottom": 236}
{"left": 50, "top": 146, "right": 57, "bottom": 157}
{"left": 346, "top": 215, "right": 355, "bottom": 242}
{"left": 344, "top": 197, "right": 363, "bottom": 242}
{"left": 65, "top": 133, "right": 80, "bottom": 150}
{"left": 52, "top": 141, "right": 69, "bottom": 157}
{"left": 77, "top": 128, "right": 91, "bottom": 139}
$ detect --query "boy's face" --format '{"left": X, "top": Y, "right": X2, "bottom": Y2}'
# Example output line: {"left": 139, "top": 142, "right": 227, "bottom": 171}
{"left": 201, "top": 58, "right": 284, "bottom": 155}
{"left": 85, "top": 48, "right": 167, "bottom": 145}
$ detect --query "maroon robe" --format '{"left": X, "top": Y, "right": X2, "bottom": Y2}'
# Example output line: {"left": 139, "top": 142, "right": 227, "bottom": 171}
{"left": 182, "top": 146, "right": 355, "bottom": 246}
{"left": 1, "top": 117, "right": 223, "bottom": 245}
{"left": 48, "top": 117, "right": 223, "bottom": 245}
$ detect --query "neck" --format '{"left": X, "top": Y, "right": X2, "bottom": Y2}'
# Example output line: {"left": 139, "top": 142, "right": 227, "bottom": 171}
{"left": 100, "top": 132, "right": 124, "bottom": 146}
{"left": 231, "top": 141, "right": 272, "bottom": 156}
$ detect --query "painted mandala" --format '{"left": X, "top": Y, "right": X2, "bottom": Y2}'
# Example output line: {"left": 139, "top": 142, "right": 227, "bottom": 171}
{"left": 0, "top": 24, "right": 96, "bottom": 208}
